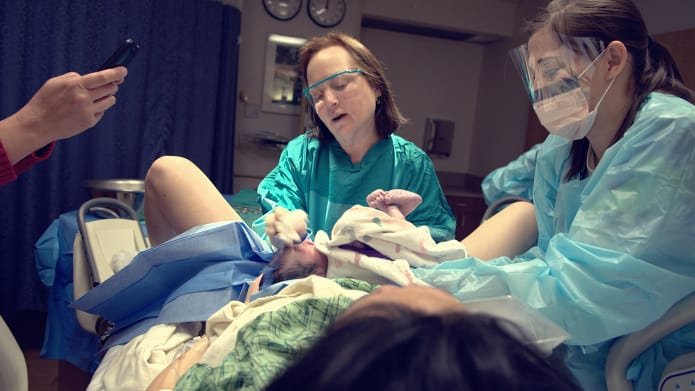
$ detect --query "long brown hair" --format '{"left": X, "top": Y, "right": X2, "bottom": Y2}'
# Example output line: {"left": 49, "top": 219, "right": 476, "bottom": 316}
{"left": 529, "top": 0, "right": 694, "bottom": 180}
{"left": 298, "top": 32, "right": 407, "bottom": 143}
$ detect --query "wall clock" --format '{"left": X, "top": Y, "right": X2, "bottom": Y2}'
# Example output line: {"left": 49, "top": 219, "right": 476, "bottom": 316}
{"left": 263, "top": 0, "right": 302, "bottom": 21}
{"left": 307, "top": 0, "right": 346, "bottom": 28}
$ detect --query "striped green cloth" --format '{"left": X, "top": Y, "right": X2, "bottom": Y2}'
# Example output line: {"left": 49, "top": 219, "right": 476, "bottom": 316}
{"left": 174, "top": 279, "right": 377, "bottom": 391}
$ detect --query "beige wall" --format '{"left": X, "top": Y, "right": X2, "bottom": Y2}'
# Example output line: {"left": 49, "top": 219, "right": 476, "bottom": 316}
{"left": 468, "top": 0, "right": 547, "bottom": 177}
{"left": 362, "top": 0, "right": 517, "bottom": 37}
{"left": 360, "top": 28, "right": 484, "bottom": 173}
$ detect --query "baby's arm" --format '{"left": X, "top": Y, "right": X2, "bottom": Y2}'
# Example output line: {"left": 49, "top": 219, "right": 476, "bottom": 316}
{"left": 366, "top": 189, "right": 422, "bottom": 219}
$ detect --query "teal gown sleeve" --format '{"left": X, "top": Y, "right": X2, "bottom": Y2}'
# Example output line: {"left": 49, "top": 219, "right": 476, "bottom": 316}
{"left": 253, "top": 136, "right": 311, "bottom": 239}
{"left": 414, "top": 93, "right": 695, "bottom": 390}
{"left": 256, "top": 136, "right": 309, "bottom": 213}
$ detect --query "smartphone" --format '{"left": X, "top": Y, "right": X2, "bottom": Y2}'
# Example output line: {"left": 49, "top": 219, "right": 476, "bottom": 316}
{"left": 98, "top": 38, "right": 140, "bottom": 71}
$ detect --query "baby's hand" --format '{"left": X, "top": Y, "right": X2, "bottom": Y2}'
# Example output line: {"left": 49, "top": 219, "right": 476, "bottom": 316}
{"left": 265, "top": 206, "right": 308, "bottom": 249}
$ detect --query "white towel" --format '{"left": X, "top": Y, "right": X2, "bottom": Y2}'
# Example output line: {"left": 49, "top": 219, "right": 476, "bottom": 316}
{"left": 315, "top": 205, "right": 468, "bottom": 286}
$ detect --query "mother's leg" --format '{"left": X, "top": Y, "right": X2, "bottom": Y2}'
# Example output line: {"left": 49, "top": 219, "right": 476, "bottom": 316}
{"left": 144, "top": 156, "right": 241, "bottom": 246}
{"left": 461, "top": 201, "right": 537, "bottom": 260}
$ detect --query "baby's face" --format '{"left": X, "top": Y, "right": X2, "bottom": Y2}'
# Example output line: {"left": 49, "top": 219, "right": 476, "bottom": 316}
{"left": 283, "top": 240, "right": 327, "bottom": 276}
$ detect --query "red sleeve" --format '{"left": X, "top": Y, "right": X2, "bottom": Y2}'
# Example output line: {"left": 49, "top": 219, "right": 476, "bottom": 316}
{"left": 0, "top": 140, "right": 55, "bottom": 186}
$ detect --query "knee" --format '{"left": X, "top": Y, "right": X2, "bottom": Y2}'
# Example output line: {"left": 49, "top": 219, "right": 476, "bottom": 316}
{"left": 510, "top": 201, "right": 535, "bottom": 218}
{"left": 145, "top": 156, "right": 193, "bottom": 193}
{"left": 507, "top": 201, "right": 537, "bottom": 236}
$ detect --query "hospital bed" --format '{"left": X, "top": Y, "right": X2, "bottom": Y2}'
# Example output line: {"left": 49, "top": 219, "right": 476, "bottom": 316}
{"left": 606, "top": 291, "right": 695, "bottom": 390}
{"left": 73, "top": 197, "right": 149, "bottom": 337}
{"left": 26, "top": 192, "right": 695, "bottom": 390}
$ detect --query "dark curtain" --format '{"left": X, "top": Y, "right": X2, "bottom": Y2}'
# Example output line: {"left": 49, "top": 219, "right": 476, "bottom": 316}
{"left": 0, "top": 0, "right": 240, "bottom": 319}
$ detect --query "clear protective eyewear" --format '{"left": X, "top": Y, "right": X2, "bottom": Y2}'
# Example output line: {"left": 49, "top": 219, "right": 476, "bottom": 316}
{"left": 509, "top": 33, "right": 605, "bottom": 104}
{"left": 303, "top": 68, "right": 366, "bottom": 106}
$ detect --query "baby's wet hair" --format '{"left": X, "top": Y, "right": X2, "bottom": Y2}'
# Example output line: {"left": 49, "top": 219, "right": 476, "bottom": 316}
{"left": 270, "top": 247, "right": 320, "bottom": 282}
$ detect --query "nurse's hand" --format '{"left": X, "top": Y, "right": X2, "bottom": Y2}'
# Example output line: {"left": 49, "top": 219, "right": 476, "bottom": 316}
{"left": 265, "top": 206, "right": 308, "bottom": 250}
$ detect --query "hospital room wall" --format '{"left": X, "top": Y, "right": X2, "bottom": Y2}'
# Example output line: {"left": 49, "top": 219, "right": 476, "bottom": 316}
{"left": 230, "top": 0, "right": 695, "bottom": 192}
{"left": 358, "top": 29, "right": 484, "bottom": 175}
{"left": 230, "top": 0, "right": 521, "bottom": 192}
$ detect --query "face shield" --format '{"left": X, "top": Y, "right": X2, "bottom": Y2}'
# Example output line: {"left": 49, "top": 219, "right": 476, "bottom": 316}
{"left": 510, "top": 33, "right": 610, "bottom": 140}
{"left": 509, "top": 32, "right": 605, "bottom": 105}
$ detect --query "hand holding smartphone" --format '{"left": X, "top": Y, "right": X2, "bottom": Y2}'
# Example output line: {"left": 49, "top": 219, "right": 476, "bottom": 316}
{"left": 98, "top": 38, "right": 140, "bottom": 71}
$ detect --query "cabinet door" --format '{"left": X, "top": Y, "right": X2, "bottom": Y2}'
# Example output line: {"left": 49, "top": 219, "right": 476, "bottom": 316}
{"left": 446, "top": 195, "right": 487, "bottom": 239}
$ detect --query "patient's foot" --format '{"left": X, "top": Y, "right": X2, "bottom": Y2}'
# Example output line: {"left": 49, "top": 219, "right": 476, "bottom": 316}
{"left": 366, "top": 189, "right": 422, "bottom": 218}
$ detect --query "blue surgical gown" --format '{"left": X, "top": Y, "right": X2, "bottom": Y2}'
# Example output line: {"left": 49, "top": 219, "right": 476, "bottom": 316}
{"left": 414, "top": 92, "right": 695, "bottom": 390}
{"left": 256, "top": 133, "right": 455, "bottom": 242}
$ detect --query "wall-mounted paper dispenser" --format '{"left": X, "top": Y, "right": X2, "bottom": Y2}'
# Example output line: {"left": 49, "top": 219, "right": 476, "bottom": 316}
{"left": 424, "top": 118, "right": 455, "bottom": 158}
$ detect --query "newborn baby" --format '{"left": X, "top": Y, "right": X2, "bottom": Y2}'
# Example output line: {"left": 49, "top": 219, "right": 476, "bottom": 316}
{"left": 270, "top": 189, "right": 423, "bottom": 282}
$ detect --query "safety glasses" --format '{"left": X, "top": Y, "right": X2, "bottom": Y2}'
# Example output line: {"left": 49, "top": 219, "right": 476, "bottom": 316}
{"left": 303, "top": 68, "right": 366, "bottom": 106}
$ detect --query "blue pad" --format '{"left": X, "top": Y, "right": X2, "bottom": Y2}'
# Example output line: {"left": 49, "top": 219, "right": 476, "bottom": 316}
{"left": 70, "top": 221, "right": 273, "bottom": 346}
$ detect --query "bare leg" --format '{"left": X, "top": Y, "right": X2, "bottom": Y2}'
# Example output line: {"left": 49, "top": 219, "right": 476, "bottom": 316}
{"left": 461, "top": 201, "right": 537, "bottom": 260}
{"left": 144, "top": 156, "right": 241, "bottom": 246}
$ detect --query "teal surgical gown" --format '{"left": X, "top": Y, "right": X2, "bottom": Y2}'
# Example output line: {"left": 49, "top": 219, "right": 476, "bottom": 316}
{"left": 256, "top": 133, "right": 455, "bottom": 242}
{"left": 414, "top": 92, "right": 695, "bottom": 390}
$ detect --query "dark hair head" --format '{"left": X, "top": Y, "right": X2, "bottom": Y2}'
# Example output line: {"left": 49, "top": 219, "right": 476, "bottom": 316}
{"left": 298, "top": 32, "right": 407, "bottom": 143}
{"left": 269, "top": 247, "right": 319, "bottom": 282}
{"left": 266, "top": 305, "right": 580, "bottom": 391}
{"left": 528, "top": 0, "right": 694, "bottom": 181}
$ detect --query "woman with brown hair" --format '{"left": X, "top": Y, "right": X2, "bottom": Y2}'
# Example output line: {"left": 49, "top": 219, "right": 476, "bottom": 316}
{"left": 256, "top": 32, "right": 455, "bottom": 245}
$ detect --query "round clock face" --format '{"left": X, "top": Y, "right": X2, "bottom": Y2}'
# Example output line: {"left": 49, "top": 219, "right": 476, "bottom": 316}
{"left": 263, "top": 0, "right": 302, "bottom": 21}
{"left": 308, "top": 0, "right": 346, "bottom": 28}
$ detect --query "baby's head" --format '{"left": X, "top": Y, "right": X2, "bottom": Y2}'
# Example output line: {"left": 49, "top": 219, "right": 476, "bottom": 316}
{"left": 270, "top": 240, "right": 328, "bottom": 283}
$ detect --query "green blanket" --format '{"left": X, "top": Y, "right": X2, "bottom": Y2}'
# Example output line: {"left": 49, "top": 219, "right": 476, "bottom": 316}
{"left": 175, "top": 279, "right": 376, "bottom": 390}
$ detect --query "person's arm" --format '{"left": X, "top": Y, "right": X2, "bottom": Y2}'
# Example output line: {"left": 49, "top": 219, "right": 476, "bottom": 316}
{"left": 146, "top": 335, "right": 209, "bottom": 391}
{"left": 0, "top": 139, "right": 54, "bottom": 185}
{"left": 256, "top": 137, "right": 309, "bottom": 214}
{"left": 461, "top": 201, "right": 537, "bottom": 260}
{"left": 0, "top": 68, "right": 127, "bottom": 186}
{"left": 253, "top": 136, "right": 311, "bottom": 243}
